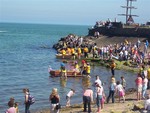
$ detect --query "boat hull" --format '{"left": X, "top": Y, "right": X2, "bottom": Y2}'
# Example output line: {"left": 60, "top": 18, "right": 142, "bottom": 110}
{"left": 56, "top": 54, "right": 72, "bottom": 59}
{"left": 50, "top": 70, "right": 82, "bottom": 77}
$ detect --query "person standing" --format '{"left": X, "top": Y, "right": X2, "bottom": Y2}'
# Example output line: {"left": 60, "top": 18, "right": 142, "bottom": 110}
{"left": 8, "top": 97, "right": 15, "bottom": 107}
{"left": 14, "top": 102, "right": 19, "bottom": 113}
{"left": 94, "top": 75, "right": 102, "bottom": 86}
{"left": 147, "top": 66, "right": 150, "bottom": 89}
{"left": 71, "top": 47, "right": 75, "bottom": 60}
{"left": 5, "top": 100, "right": 16, "bottom": 113}
{"left": 110, "top": 60, "right": 116, "bottom": 76}
{"left": 121, "top": 76, "right": 126, "bottom": 90}
{"left": 60, "top": 63, "right": 67, "bottom": 79}
{"left": 77, "top": 46, "right": 82, "bottom": 59}
{"left": 86, "top": 63, "right": 91, "bottom": 77}
{"left": 23, "top": 88, "right": 30, "bottom": 113}
{"left": 83, "top": 46, "right": 89, "bottom": 58}
{"left": 116, "top": 81, "right": 125, "bottom": 103}
{"left": 66, "top": 89, "right": 75, "bottom": 107}
{"left": 142, "top": 76, "right": 148, "bottom": 99}
{"left": 107, "top": 77, "right": 116, "bottom": 103}
{"left": 95, "top": 83, "right": 105, "bottom": 113}
{"left": 83, "top": 87, "right": 93, "bottom": 113}
{"left": 135, "top": 74, "right": 143, "bottom": 101}
{"left": 80, "top": 60, "right": 87, "bottom": 76}
{"left": 49, "top": 88, "right": 60, "bottom": 113}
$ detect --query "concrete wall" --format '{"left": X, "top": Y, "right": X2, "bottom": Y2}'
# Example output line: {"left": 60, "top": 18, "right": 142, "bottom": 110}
{"left": 88, "top": 27, "right": 150, "bottom": 37}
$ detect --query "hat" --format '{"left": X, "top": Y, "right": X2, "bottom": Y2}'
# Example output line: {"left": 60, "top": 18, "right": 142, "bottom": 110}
{"left": 82, "top": 60, "right": 85, "bottom": 63}
{"left": 60, "top": 63, "right": 65, "bottom": 67}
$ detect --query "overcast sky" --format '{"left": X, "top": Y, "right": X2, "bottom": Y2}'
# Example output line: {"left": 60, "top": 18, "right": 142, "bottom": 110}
{"left": 0, "top": 0, "right": 150, "bottom": 25}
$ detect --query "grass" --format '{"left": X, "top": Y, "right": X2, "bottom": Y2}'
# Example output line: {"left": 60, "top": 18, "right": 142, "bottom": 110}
{"left": 80, "top": 58, "right": 139, "bottom": 73}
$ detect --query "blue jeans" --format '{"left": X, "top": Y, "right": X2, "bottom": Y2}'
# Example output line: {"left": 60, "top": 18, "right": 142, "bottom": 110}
{"left": 107, "top": 90, "right": 115, "bottom": 103}
{"left": 142, "top": 86, "right": 147, "bottom": 98}
{"left": 83, "top": 96, "right": 91, "bottom": 113}
{"left": 25, "top": 103, "right": 30, "bottom": 113}
{"left": 96, "top": 95, "right": 102, "bottom": 107}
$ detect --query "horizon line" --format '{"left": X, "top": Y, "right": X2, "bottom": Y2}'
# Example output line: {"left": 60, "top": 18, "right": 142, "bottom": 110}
{"left": 0, "top": 21, "right": 92, "bottom": 26}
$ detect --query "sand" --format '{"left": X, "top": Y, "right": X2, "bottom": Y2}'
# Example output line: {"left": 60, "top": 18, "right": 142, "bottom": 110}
{"left": 34, "top": 90, "right": 150, "bottom": 113}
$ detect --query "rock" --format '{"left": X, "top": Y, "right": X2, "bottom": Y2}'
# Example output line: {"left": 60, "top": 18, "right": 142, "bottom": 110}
{"left": 133, "top": 104, "right": 144, "bottom": 111}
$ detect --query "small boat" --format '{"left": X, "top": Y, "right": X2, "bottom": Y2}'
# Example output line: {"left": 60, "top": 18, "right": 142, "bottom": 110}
{"left": 50, "top": 70, "right": 82, "bottom": 77}
{"left": 56, "top": 54, "right": 72, "bottom": 59}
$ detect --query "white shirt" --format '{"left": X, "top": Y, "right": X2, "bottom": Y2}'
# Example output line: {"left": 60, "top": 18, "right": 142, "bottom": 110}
{"left": 116, "top": 84, "right": 123, "bottom": 92}
{"left": 120, "top": 51, "right": 123, "bottom": 56}
{"left": 95, "top": 79, "right": 102, "bottom": 86}
{"left": 124, "top": 50, "right": 128, "bottom": 56}
{"left": 96, "top": 86, "right": 103, "bottom": 96}
{"left": 143, "top": 78, "right": 148, "bottom": 87}
{"left": 67, "top": 90, "right": 74, "bottom": 97}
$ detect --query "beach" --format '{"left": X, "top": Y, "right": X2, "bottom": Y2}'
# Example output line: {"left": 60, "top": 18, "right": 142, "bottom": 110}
{"left": 1, "top": 0, "right": 150, "bottom": 112}
{"left": 36, "top": 35, "right": 150, "bottom": 113}
{"left": 1, "top": 23, "right": 149, "bottom": 113}
{"left": 34, "top": 89, "right": 150, "bottom": 113}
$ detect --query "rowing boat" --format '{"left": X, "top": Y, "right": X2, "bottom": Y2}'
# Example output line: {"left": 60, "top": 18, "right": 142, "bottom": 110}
{"left": 56, "top": 54, "right": 72, "bottom": 59}
{"left": 50, "top": 70, "right": 82, "bottom": 77}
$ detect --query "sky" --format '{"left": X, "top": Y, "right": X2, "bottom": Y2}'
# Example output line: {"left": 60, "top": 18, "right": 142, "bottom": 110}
{"left": 0, "top": 0, "right": 150, "bottom": 25}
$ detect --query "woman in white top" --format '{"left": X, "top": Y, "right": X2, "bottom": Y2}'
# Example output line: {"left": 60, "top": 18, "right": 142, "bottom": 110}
{"left": 116, "top": 81, "right": 125, "bottom": 103}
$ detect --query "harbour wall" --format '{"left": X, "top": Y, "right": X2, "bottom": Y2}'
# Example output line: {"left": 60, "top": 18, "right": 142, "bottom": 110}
{"left": 88, "top": 27, "right": 150, "bottom": 37}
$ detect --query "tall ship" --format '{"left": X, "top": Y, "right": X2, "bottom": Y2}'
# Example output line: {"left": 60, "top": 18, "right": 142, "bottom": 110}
{"left": 88, "top": 0, "right": 150, "bottom": 37}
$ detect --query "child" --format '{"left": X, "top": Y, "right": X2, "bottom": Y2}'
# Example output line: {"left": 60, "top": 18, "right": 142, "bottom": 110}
{"left": 15, "top": 102, "right": 19, "bottom": 113}
{"left": 60, "top": 63, "right": 67, "bottom": 78}
{"left": 121, "top": 76, "right": 126, "bottom": 90}
{"left": 86, "top": 63, "right": 91, "bottom": 78}
{"left": 116, "top": 81, "right": 125, "bottom": 103}
{"left": 66, "top": 89, "right": 75, "bottom": 106}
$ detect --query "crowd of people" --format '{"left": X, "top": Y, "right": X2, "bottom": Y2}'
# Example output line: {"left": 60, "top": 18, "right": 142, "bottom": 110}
{"left": 5, "top": 36, "right": 150, "bottom": 113}
{"left": 5, "top": 68, "right": 150, "bottom": 113}
{"left": 57, "top": 34, "right": 150, "bottom": 69}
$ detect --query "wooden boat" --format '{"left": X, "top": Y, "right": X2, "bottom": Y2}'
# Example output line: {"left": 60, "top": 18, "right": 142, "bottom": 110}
{"left": 50, "top": 70, "right": 82, "bottom": 77}
{"left": 56, "top": 54, "right": 72, "bottom": 59}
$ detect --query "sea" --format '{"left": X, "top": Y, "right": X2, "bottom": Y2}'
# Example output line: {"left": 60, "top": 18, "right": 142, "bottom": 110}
{"left": 0, "top": 23, "right": 136, "bottom": 113}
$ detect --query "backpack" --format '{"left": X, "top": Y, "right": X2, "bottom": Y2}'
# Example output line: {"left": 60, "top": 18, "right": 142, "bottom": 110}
{"left": 28, "top": 94, "right": 35, "bottom": 105}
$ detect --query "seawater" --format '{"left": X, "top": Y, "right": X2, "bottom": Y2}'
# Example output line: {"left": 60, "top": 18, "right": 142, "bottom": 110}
{"left": 0, "top": 23, "right": 136, "bottom": 112}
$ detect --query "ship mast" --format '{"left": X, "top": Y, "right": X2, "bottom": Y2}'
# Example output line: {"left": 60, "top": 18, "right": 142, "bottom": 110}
{"left": 118, "top": 0, "right": 138, "bottom": 24}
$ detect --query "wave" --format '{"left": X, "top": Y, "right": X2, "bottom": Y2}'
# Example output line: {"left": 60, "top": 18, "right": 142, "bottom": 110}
{"left": 0, "top": 31, "right": 7, "bottom": 33}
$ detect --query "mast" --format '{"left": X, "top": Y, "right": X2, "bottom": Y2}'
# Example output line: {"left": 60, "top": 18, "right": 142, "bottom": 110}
{"left": 118, "top": 0, "right": 138, "bottom": 24}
